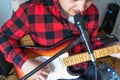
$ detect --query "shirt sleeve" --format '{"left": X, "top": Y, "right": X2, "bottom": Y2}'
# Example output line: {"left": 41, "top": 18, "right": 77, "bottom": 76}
{"left": 0, "top": 4, "right": 30, "bottom": 68}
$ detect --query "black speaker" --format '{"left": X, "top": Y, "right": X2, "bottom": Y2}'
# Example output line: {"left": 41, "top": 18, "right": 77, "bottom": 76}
{"left": 97, "top": 62, "right": 120, "bottom": 80}
{"left": 100, "top": 3, "right": 120, "bottom": 34}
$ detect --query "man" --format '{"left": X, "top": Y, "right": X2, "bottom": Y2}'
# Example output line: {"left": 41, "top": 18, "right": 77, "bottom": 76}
{"left": 0, "top": 0, "right": 118, "bottom": 80}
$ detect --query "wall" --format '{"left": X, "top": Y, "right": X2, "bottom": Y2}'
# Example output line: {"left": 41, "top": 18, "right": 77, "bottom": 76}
{"left": 11, "top": 0, "right": 28, "bottom": 11}
{"left": 0, "top": 0, "right": 13, "bottom": 27}
{"left": 0, "top": 0, "right": 28, "bottom": 27}
{"left": 93, "top": 0, "right": 120, "bottom": 29}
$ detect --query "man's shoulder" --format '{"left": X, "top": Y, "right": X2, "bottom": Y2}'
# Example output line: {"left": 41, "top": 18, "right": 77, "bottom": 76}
{"left": 24, "top": 0, "right": 42, "bottom": 4}
{"left": 89, "top": 4, "right": 98, "bottom": 11}
{"left": 19, "top": 0, "right": 43, "bottom": 10}
{"left": 20, "top": 0, "right": 54, "bottom": 8}
{"left": 23, "top": 0, "right": 52, "bottom": 5}
{"left": 87, "top": 4, "right": 99, "bottom": 14}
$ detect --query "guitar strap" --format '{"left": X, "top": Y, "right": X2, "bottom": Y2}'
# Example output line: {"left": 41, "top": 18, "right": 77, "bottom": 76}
{"left": 20, "top": 36, "right": 78, "bottom": 50}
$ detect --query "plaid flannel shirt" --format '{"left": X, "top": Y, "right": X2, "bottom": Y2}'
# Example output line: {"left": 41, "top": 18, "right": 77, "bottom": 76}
{"left": 0, "top": 0, "right": 104, "bottom": 68}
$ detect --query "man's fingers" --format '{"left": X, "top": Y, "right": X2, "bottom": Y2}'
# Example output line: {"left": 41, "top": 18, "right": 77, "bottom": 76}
{"left": 110, "top": 53, "right": 120, "bottom": 59}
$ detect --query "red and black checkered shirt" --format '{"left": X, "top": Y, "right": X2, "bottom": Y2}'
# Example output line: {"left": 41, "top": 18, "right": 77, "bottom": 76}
{"left": 0, "top": 0, "right": 104, "bottom": 68}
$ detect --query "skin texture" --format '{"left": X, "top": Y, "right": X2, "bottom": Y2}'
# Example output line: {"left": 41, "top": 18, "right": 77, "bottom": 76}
{"left": 59, "top": 0, "right": 93, "bottom": 16}
{"left": 21, "top": 58, "right": 51, "bottom": 80}
{"left": 21, "top": 0, "right": 93, "bottom": 80}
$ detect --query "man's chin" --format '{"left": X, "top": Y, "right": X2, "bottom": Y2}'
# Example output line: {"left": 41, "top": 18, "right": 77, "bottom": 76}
{"left": 68, "top": 13, "right": 76, "bottom": 16}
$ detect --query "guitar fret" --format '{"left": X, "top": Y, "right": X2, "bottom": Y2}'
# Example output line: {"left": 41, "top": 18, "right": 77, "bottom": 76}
{"left": 70, "top": 57, "right": 75, "bottom": 65}
{"left": 63, "top": 58, "right": 69, "bottom": 66}
{"left": 79, "top": 53, "right": 88, "bottom": 62}
{"left": 75, "top": 55, "right": 82, "bottom": 65}
{"left": 115, "top": 44, "right": 120, "bottom": 53}
{"left": 103, "top": 48, "right": 109, "bottom": 56}
{"left": 63, "top": 43, "right": 120, "bottom": 67}
{"left": 103, "top": 48, "right": 109, "bottom": 57}
{"left": 81, "top": 53, "right": 87, "bottom": 62}
{"left": 94, "top": 50, "right": 99, "bottom": 58}
{"left": 74, "top": 55, "right": 81, "bottom": 64}
{"left": 77, "top": 55, "right": 82, "bottom": 63}
{"left": 98, "top": 49, "right": 103, "bottom": 58}
{"left": 97, "top": 49, "right": 101, "bottom": 58}
{"left": 84, "top": 53, "right": 90, "bottom": 61}
{"left": 107, "top": 46, "right": 114, "bottom": 55}
{"left": 99, "top": 49, "right": 105, "bottom": 58}
{"left": 112, "top": 45, "right": 116, "bottom": 53}
{"left": 117, "top": 44, "right": 120, "bottom": 53}
{"left": 80, "top": 53, "right": 86, "bottom": 62}
{"left": 65, "top": 56, "right": 76, "bottom": 66}
{"left": 72, "top": 56, "right": 77, "bottom": 65}
{"left": 69, "top": 57, "right": 72, "bottom": 65}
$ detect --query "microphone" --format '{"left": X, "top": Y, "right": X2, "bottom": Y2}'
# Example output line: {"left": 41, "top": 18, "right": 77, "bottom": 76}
{"left": 74, "top": 13, "right": 96, "bottom": 62}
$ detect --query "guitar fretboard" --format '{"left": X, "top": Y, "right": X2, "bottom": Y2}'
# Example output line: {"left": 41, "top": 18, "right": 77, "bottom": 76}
{"left": 63, "top": 44, "right": 120, "bottom": 66}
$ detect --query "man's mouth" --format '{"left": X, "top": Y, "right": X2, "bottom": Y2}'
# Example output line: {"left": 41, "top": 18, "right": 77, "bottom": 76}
{"left": 73, "top": 10, "right": 80, "bottom": 14}
{"left": 73, "top": 9, "right": 83, "bottom": 15}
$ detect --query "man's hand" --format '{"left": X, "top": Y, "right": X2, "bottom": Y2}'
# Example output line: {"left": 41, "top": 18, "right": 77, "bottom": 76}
{"left": 110, "top": 53, "right": 120, "bottom": 59}
{"left": 110, "top": 43, "right": 120, "bottom": 59}
{"left": 21, "top": 58, "right": 51, "bottom": 80}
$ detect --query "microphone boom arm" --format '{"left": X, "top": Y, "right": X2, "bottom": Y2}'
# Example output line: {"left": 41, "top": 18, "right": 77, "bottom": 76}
{"left": 74, "top": 14, "right": 96, "bottom": 62}
{"left": 74, "top": 13, "right": 97, "bottom": 80}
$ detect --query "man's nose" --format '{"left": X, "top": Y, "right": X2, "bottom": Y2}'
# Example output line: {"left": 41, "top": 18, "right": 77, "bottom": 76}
{"left": 77, "top": 1, "right": 87, "bottom": 12}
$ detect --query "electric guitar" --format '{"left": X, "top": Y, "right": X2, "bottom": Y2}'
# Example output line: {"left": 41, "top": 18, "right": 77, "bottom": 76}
{"left": 14, "top": 35, "right": 120, "bottom": 80}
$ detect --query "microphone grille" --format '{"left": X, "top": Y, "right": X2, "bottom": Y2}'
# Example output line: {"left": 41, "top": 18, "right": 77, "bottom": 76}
{"left": 74, "top": 13, "right": 85, "bottom": 25}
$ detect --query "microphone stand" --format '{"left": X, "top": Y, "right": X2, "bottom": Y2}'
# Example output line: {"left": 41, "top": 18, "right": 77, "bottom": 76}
{"left": 74, "top": 14, "right": 97, "bottom": 80}
{"left": 20, "top": 37, "right": 82, "bottom": 80}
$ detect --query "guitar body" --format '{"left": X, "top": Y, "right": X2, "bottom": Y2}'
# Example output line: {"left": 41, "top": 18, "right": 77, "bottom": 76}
{"left": 14, "top": 53, "right": 79, "bottom": 80}
{"left": 36, "top": 52, "right": 79, "bottom": 80}
{"left": 14, "top": 38, "right": 79, "bottom": 80}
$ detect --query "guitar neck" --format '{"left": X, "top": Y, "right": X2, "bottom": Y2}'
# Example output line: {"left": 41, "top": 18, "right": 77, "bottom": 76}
{"left": 63, "top": 44, "right": 120, "bottom": 66}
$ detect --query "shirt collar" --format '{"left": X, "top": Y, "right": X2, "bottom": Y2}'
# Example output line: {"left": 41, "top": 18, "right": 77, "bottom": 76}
{"left": 53, "top": 0, "right": 67, "bottom": 19}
